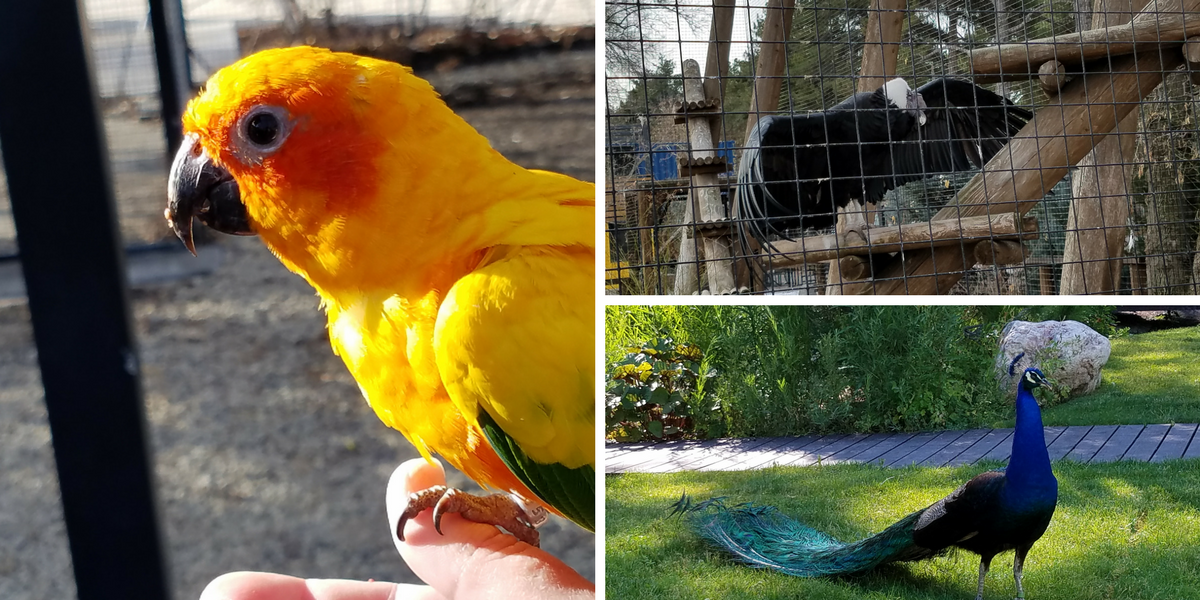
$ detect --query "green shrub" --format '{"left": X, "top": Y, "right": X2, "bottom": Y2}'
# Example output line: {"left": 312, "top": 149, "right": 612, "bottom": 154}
{"left": 605, "top": 338, "right": 716, "bottom": 441}
{"left": 604, "top": 306, "right": 1097, "bottom": 438}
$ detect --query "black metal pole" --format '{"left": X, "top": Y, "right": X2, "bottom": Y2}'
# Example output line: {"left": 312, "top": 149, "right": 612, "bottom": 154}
{"left": 148, "top": 0, "right": 192, "bottom": 152}
{"left": 0, "top": 2, "right": 171, "bottom": 600}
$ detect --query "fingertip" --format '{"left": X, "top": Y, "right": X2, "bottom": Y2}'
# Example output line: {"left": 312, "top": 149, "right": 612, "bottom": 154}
{"left": 201, "top": 572, "right": 410, "bottom": 600}
{"left": 387, "top": 458, "right": 446, "bottom": 544}
{"left": 198, "top": 572, "right": 292, "bottom": 600}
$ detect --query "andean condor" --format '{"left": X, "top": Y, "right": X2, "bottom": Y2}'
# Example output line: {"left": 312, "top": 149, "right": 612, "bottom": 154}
{"left": 736, "top": 77, "right": 1032, "bottom": 245}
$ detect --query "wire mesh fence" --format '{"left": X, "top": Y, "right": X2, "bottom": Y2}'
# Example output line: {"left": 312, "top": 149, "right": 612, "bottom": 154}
{"left": 605, "top": 0, "right": 1200, "bottom": 295}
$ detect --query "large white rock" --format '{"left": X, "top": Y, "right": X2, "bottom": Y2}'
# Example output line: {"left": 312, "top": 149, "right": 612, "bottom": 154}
{"left": 996, "top": 320, "right": 1111, "bottom": 397}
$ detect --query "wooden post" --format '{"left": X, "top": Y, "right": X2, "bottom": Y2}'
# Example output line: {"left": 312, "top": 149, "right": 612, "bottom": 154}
{"left": 846, "top": 46, "right": 1186, "bottom": 294}
{"left": 637, "top": 190, "right": 653, "bottom": 269}
{"left": 674, "top": 183, "right": 700, "bottom": 293}
{"left": 704, "top": 0, "right": 736, "bottom": 130}
{"left": 733, "top": 0, "right": 795, "bottom": 293}
{"left": 1129, "top": 257, "right": 1147, "bottom": 293}
{"left": 827, "top": 0, "right": 906, "bottom": 294}
{"left": 1039, "top": 265, "right": 1055, "bottom": 294}
{"left": 857, "top": 0, "right": 908, "bottom": 92}
{"left": 742, "top": 0, "right": 796, "bottom": 142}
{"left": 702, "top": 0, "right": 748, "bottom": 293}
{"left": 1060, "top": 0, "right": 1149, "bottom": 295}
{"left": 673, "top": 59, "right": 736, "bottom": 294}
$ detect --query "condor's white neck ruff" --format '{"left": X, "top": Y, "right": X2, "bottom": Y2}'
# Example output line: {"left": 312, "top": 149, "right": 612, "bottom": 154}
{"left": 881, "top": 78, "right": 911, "bottom": 109}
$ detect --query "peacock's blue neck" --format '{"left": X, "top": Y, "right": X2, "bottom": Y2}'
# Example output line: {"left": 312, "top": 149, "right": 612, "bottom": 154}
{"left": 1005, "top": 376, "right": 1057, "bottom": 502}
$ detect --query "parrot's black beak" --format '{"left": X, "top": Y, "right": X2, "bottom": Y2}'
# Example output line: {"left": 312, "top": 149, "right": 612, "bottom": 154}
{"left": 166, "top": 133, "right": 254, "bottom": 255}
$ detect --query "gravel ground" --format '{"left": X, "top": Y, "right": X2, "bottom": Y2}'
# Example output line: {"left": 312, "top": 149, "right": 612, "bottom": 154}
{"left": 0, "top": 49, "right": 594, "bottom": 600}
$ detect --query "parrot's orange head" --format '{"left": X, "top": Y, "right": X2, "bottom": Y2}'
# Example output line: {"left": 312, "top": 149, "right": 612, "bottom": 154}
{"left": 166, "top": 46, "right": 440, "bottom": 257}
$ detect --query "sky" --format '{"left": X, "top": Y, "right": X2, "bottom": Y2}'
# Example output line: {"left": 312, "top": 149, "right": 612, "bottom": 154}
{"left": 607, "top": 0, "right": 769, "bottom": 103}
{"left": 86, "top": 0, "right": 594, "bottom": 26}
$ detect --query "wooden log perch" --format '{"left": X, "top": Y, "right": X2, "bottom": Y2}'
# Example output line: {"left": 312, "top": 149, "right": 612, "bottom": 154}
{"left": 847, "top": 46, "right": 1186, "bottom": 294}
{"left": 975, "top": 239, "right": 1027, "bottom": 265}
{"left": 1038, "top": 60, "right": 1070, "bottom": 95}
{"left": 764, "top": 213, "right": 1038, "bottom": 266}
{"left": 838, "top": 255, "right": 869, "bottom": 281}
{"left": 969, "top": 0, "right": 1198, "bottom": 77}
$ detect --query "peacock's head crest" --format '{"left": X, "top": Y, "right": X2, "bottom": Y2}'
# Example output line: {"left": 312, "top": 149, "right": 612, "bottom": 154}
{"left": 1008, "top": 352, "right": 1026, "bottom": 376}
{"left": 1009, "top": 352, "right": 1051, "bottom": 392}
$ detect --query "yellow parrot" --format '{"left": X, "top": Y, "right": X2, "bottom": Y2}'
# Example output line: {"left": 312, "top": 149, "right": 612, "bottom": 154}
{"left": 165, "top": 46, "right": 594, "bottom": 545}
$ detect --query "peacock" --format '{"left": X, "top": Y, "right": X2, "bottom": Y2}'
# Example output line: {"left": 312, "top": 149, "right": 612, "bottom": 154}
{"left": 672, "top": 353, "right": 1058, "bottom": 600}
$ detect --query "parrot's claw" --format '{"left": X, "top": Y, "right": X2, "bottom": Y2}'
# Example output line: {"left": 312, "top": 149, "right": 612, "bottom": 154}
{"left": 397, "top": 485, "right": 543, "bottom": 547}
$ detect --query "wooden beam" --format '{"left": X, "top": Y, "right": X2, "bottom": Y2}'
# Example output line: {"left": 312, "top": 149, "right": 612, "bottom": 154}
{"left": 848, "top": 47, "right": 1185, "bottom": 294}
{"left": 969, "top": 0, "right": 1198, "bottom": 77}
{"left": 764, "top": 213, "right": 1038, "bottom": 266}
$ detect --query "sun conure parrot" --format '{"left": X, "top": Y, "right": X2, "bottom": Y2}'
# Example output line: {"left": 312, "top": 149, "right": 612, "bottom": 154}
{"left": 165, "top": 46, "right": 594, "bottom": 546}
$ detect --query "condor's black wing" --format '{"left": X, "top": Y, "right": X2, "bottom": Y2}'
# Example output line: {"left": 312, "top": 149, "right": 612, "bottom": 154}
{"left": 737, "top": 108, "right": 884, "bottom": 240}
{"left": 864, "top": 79, "right": 1032, "bottom": 201}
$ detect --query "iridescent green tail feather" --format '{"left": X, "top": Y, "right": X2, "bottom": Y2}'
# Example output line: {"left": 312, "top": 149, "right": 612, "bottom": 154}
{"left": 670, "top": 495, "right": 939, "bottom": 577}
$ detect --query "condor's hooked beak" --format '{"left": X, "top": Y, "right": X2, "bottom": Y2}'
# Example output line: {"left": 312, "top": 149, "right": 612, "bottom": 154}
{"left": 166, "top": 133, "right": 255, "bottom": 255}
{"left": 907, "top": 89, "right": 929, "bottom": 126}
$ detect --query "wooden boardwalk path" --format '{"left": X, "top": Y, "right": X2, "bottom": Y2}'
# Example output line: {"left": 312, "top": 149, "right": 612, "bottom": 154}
{"left": 605, "top": 423, "right": 1200, "bottom": 473}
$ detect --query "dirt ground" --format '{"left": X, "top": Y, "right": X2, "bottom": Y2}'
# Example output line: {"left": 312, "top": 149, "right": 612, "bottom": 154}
{"left": 0, "top": 48, "right": 594, "bottom": 599}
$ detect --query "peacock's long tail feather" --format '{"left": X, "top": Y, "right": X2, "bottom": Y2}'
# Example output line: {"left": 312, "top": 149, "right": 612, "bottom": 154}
{"left": 670, "top": 494, "right": 941, "bottom": 577}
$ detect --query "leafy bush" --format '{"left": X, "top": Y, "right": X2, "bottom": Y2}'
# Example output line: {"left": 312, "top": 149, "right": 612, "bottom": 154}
{"left": 604, "top": 306, "right": 1110, "bottom": 439}
{"left": 605, "top": 338, "right": 715, "bottom": 442}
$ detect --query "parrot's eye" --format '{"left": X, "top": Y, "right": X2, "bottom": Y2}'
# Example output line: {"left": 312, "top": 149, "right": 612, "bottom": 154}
{"left": 246, "top": 112, "right": 280, "bottom": 146}
{"left": 233, "top": 105, "right": 292, "bottom": 163}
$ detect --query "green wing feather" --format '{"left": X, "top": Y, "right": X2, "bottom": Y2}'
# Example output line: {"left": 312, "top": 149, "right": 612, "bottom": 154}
{"left": 479, "top": 410, "right": 595, "bottom": 532}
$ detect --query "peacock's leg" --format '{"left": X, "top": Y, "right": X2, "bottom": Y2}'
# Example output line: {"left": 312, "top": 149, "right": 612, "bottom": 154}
{"left": 1014, "top": 546, "right": 1030, "bottom": 599}
{"left": 975, "top": 555, "right": 994, "bottom": 600}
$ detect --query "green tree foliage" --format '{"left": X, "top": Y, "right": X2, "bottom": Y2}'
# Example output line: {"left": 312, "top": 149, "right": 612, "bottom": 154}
{"left": 610, "top": 58, "right": 683, "bottom": 125}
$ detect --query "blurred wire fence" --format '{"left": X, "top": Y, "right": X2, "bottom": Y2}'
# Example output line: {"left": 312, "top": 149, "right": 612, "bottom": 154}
{"left": 605, "top": 0, "right": 1200, "bottom": 295}
{"left": 0, "top": 0, "right": 594, "bottom": 258}
{"left": 0, "top": 2, "right": 594, "bottom": 599}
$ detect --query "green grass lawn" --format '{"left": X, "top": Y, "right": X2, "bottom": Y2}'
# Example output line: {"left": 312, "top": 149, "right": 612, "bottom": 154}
{"left": 606, "top": 461, "right": 1200, "bottom": 600}
{"left": 1008, "top": 327, "right": 1200, "bottom": 427}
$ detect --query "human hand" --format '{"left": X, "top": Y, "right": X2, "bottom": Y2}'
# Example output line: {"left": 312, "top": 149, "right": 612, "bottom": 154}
{"left": 199, "top": 458, "right": 594, "bottom": 600}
